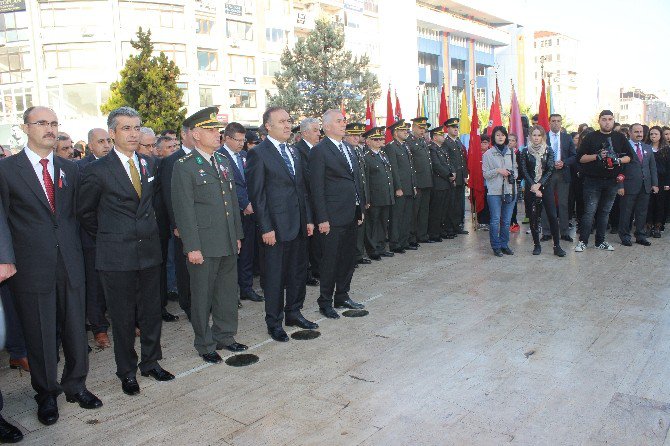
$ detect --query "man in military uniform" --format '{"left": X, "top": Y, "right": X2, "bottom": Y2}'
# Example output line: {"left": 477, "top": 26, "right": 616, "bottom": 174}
{"left": 406, "top": 117, "right": 433, "bottom": 245}
{"left": 363, "top": 127, "right": 395, "bottom": 260}
{"left": 344, "top": 122, "right": 371, "bottom": 265}
{"left": 171, "top": 107, "right": 247, "bottom": 364}
{"left": 384, "top": 119, "right": 416, "bottom": 253}
{"left": 427, "top": 126, "right": 452, "bottom": 241}
{"left": 442, "top": 118, "right": 469, "bottom": 237}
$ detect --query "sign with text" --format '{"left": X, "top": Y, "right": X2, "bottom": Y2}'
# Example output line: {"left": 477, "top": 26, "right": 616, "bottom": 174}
{"left": 224, "top": 3, "right": 242, "bottom": 16}
{"left": 0, "top": 0, "right": 26, "bottom": 13}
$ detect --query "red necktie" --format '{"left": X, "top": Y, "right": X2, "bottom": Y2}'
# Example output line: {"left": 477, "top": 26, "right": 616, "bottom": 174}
{"left": 39, "top": 159, "right": 55, "bottom": 213}
{"left": 636, "top": 143, "right": 643, "bottom": 163}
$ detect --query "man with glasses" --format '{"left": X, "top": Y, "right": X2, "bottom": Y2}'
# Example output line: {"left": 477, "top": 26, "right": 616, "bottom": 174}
{"left": 138, "top": 127, "right": 158, "bottom": 157}
{"left": 0, "top": 106, "right": 102, "bottom": 425}
{"left": 54, "top": 132, "right": 74, "bottom": 159}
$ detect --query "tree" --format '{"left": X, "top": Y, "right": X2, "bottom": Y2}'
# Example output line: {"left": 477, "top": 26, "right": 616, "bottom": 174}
{"left": 267, "top": 19, "right": 380, "bottom": 121}
{"left": 101, "top": 28, "right": 185, "bottom": 133}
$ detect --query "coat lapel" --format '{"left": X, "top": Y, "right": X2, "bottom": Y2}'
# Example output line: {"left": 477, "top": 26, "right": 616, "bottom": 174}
{"left": 325, "top": 138, "right": 353, "bottom": 177}
{"left": 107, "top": 149, "right": 139, "bottom": 202}
{"left": 15, "top": 150, "right": 54, "bottom": 216}
{"left": 53, "top": 156, "right": 65, "bottom": 219}
{"left": 265, "top": 140, "right": 296, "bottom": 182}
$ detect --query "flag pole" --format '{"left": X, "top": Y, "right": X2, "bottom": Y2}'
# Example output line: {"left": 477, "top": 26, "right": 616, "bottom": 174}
{"left": 469, "top": 78, "right": 478, "bottom": 230}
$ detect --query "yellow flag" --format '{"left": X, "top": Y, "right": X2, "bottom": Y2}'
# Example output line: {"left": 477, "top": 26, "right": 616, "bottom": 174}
{"left": 459, "top": 89, "right": 470, "bottom": 134}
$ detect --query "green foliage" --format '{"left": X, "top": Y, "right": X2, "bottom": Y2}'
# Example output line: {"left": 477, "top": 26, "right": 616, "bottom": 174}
{"left": 101, "top": 28, "right": 185, "bottom": 133}
{"left": 267, "top": 19, "right": 381, "bottom": 121}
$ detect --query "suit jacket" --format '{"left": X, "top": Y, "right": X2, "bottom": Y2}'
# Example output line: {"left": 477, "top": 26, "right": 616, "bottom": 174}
{"left": 364, "top": 149, "right": 395, "bottom": 207}
{"left": 218, "top": 146, "right": 250, "bottom": 211}
{"left": 0, "top": 196, "right": 14, "bottom": 264}
{"left": 346, "top": 143, "right": 369, "bottom": 206}
{"left": 429, "top": 142, "right": 453, "bottom": 191}
{"left": 0, "top": 150, "right": 84, "bottom": 293}
{"left": 151, "top": 157, "right": 171, "bottom": 240}
{"left": 383, "top": 139, "right": 416, "bottom": 195}
{"left": 406, "top": 132, "right": 433, "bottom": 189}
{"left": 546, "top": 131, "right": 577, "bottom": 182}
{"left": 171, "top": 151, "right": 243, "bottom": 257}
{"left": 159, "top": 146, "right": 189, "bottom": 229}
{"left": 293, "top": 139, "right": 313, "bottom": 194}
{"left": 442, "top": 136, "right": 468, "bottom": 186}
{"left": 77, "top": 149, "right": 162, "bottom": 271}
{"left": 623, "top": 142, "right": 658, "bottom": 194}
{"left": 309, "top": 137, "right": 365, "bottom": 226}
{"left": 76, "top": 154, "right": 99, "bottom": 250}
{"left": 246, "top": 138, "right": 312, "bottom": 242}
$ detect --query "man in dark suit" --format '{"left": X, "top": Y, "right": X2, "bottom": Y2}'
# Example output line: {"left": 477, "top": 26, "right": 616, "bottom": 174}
{"left": 384, "top": 120, "right": 416, "bottom": 253}
{"left": 293, "top": 118, "right": 321, "bottom": 285}
{"left": 618, "top": 123, "right": 659, "bottom": 246}
{"left": 158, "top": 125, "right": 195, "bottom": 319}
{"left": 363, "top": 126, "right": 394, "bottom": 260}
{"left": 427, "top": 126, "right": 451, "bottom": 241}
{"left": 218, "top": 121, "right": 263, "bottom": 303}
{"left": 78, "top": 106, "right": 174, "bottom": 396}
{"left": 77, "top": 128, "right": 112, "bottom": 349}
{"left": 343, "top": 123, "right": 371, "bottom": 265}
{"left": 0, "top": 106, "right": 101, "bottom": 426}
{"left": 442, "top": 118, "right": 469, "bottom": 238}
{"left": 309, "top": 110, "right": 366, "bottom": 318}
{"left": 0, "top": 196, "right": 24, "bottom": 443}
{"left": 406, "top": 117, "right": 433, "bottom": 245}
{"left": 247, "top": 107, "right": 317, "bottom": 342}
{"left": 543, "top": 113, "right": 577, "bottom": 242}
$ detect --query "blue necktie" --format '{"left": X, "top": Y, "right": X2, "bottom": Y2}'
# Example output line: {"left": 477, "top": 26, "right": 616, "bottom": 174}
{"left": 279, "top": 143, "right": 294, "bottom": 176}
{"left": 235, "top": 152, "right": 245, "bottom": 180}
{"left": 338, "top": 143, "right": 353, "bottom": 172}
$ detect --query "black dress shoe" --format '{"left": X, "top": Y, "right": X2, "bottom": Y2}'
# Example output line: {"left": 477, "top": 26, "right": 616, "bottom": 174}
{"left": 561, "top": 235, "right": 573, "bottom": 242}
{"left": 621, "top": 239, "right": 633, "bottom": 246}
{"left": 219, "top": 342, "right": 249, "bottom": 352}
{"left": 553, "top": 246, "right": 567, "bottom": 257}
{"left": 501, "top": 247, "right": 514, "bottom": 255}
{"left": 405, "top": 245, "right": 418, "bottom": 250}
{"left": 429, "top": 237, "right": 443, "bottom": 242}
{"left": 443, "top": 234, "right": 456, "bottom": 239}
{"left": 162, "top": 311, "right": 179, "bottom": 322}
{"left": 319, "top": 306, "right": 340, "bottom": 319}
{"left": 540, "top": 235, "right": 552, "bottom": 242}
{"left": 334, "top": 298, "right": 365, "bottom": 310}
{"left": 121, "top": 377, "right": 140, "bottom": 395}
{"left": 380, "top": 251, "right": 395, "bottom": 257}
{"left": 167, "top": 290, "right": 179, "bottom": 301}
{"left": 36, "top": 395, "right": 59, "bottom": 426}
{"left": 457, "top": 229, "right": 469, "bottom": 235}
{"left": 369, "top": 254, "right": 381, "bottom": 261}
{"left": 423, "top": 239, "right": 437, "bottom": 243}
{"left": 306, "top": 277, "right": 320, "bottom": 286}
{"left": 493, "top": 249, "right": 503, "bottom": 257}
{"left": 409, "top": 242, "right": 419, "bottom": 248}
{"left": 240, "top": 289, "right": 264, "bottom": 302}
{"left": 357, "top": 258, "right": 372, "bottom": 264}
{"left": 391, "top": 248, "right": 405, "bottom": 254}
{"left": 418, "top": 238, "right": 430, "bottom": 243}
{"left": 636, "top": 239, "right": 651, "bottom": 246}
{"left": 285, "top": 315, "right": 319, "bottom": 330}
{"left": 532, "top": 245, "right": 541, "bottom": 255}
{"left": 141, "top": 367, "right": 175, "bottom": 381}
{"left": 66, "top": 389, "right": 102, "bottom": 409}
{"left": 0, "top": 416, "right": 23, "bottom": 443}
{"left": 268, "top": 327, "right": 289, "bottom": 342}
{"left": 201, "top": 352, "right": 223, "bottom": 364}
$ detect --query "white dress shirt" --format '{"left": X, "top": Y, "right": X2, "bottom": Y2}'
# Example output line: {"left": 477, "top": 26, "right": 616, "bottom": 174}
{"left": 266, "top": 135, "right": 295, "bottom": 172}
{"left": 550, "top": 131, "right": 561, "bottom": 162}
{"left": 181, "top": 145, "right": 192, "bottom": 155}
{"left": 327, "top": 136, "right": 353, "bottom": 170}
{"left": 24, "top": 146, "right": 55, "bottom": 197}
{"left": 114, "top": 148, "right": 141, "bottom": 183}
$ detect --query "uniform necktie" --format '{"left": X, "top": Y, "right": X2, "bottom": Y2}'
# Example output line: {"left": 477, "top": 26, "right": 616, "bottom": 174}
{"left": 279, "top": 143, "right": 294, "bottom": 176}
{"left": 210, "top": 155, "right": 219, "bottom": 177}
{"left": 338, "top": 143, "right": 353, "bottom": 172}
{"left": 235, "top": 152, "right": 245, "bottom": 180}
{"left": 128, "top": 158, "right": 142, "bottom": 198}
{"left": 39, "top": 159, "right": 55, "bottom": 213}
{"left": 636, "top": 143, "right": 643, "bottom": 162}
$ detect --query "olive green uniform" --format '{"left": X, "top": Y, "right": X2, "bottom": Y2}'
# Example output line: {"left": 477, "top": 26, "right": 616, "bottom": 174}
{"left": 364, "top": 148, "right": 395, "bottom": 255}
{"left": 442, "top": 136, "right": 469, "bottom": 234}
{"left": 384, "top": 139, "right": 415, "bottom": 250}
{"left": 406, "top": 132, "right": 433, "bottom": 243}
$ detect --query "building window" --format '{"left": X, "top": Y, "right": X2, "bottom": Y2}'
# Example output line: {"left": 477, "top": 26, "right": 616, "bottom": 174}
{"left": 196, "top": 17, "right": 215, "bottom": 35}
{"left": 199, "top": 86, "right": 213, "bottom": 107}
{"left": 264, "top": 0, "right": 289, "bottom": 14}
{"left": 228, "top": 55, "right": 255, "bottom": 76}
{"left": 197, "top": 49, "right": 218, "bottom": 71}
{"left": 0, "top": 46, "right": 31, "bottom": 84}
{"left": 364, "top": 0, "right": 379, "bottom": 13}
{"left": 119, "top": 1, "right": 184, "bottom": 31}
{"left": 225, "top": 0, "right": 255, "bottom": 15}
{"left": 265, "top": 28, "right": 288, "bottom": 44}
{"left": 177, "top": 82, "right": 188, "bottom": 106}
{"left": 262, "top": 60, "right": 281, "bottom": 76}
{"left": 476, "top": 88, "right": 486, "bottom": 109}
{"left": 46, "top": 83, "right": 109, "bottom": 119}
{"left": 557, "top": 54, "right": 561, "bottom": 62}
{"left": 229, "top": 89, "right": 256, "bottom": 108}
{"left": 41, "top": 1, "right": 107, "bottom": 29}
{"left": 227, "top": 20, "right": 254, "bottom": 41}
{"left": 121, "top": 42, "right": 186, "bottom": 70}
{"left": 476, "top": 64, "right": 487, "bottom": 77}
{"left": 450, "top": 35, "right": 467, "bottom": 48}
{"left": 344, "top": 11, "right": 359, "bottom": 29}
{"left": 0, "top": 86, "right": 33, "bottom": 125}
{"left": 0, "top": 10, "right": 29, "bottom": 42}
{"left": 556, "top": 38, "right": 560, "bottom": 45}
{"left": 44, "top": 43, "right": 111, "bottom": 70}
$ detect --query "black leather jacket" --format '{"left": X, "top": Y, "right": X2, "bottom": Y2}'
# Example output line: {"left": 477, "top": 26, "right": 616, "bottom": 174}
{"left": 519, "top": 147, "right": 556, "bottom": 187}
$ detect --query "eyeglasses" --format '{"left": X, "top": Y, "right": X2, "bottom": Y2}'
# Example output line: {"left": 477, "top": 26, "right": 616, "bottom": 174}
{"left": 228, "top": 136, "right": 246, "bottom": 143}
{"left": 26, "top": 121, "right": 59, "bottom": 128}
{"left": 139, "top": 143, "right": 156, "bottom": 148}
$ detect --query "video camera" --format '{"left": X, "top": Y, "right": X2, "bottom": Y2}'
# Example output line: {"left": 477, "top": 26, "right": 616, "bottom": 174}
{"left": 597, "top": 136, "right": 620, "bottom": 169}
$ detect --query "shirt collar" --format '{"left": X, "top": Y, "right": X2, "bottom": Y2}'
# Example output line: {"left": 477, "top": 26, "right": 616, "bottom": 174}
{"left": 113, "top": 148, "right": 138, "bottom": 166}
{"left": 24, "top": 145, "right": 53, "bottom": 166}
{"left": 327, "top": 136, "right": 343, "bottom": 147}
{"left": 181, "top": 144, "right": 192, "bottom": 154}
{"left": 305, "top": 140, "right": 313, "bottom": 149}
{"left": 266, "top": 135, "right": 287, "bottom": 149}
{"left": 193, "top": 147, "right": 213, "bottom": 162}
{"left": 223, "top": 145, "right": 237, "bottom": 158}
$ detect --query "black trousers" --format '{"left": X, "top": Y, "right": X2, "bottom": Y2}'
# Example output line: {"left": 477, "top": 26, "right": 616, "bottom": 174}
{"left": 443, "top": 186, "right": 461, "bottom": 234}
{"left": 647, "top": 189, "right": 665, "bottom": 226}
{"left": 13, "top": 253, "right": 89, "bottom": 401}
{"left": 262, "top": 235, "right": 308, "bottom": 329}
{"left": 618, "top": 186, "right": 650, "bottom": 242}
{"left": 159, "top": 236, "right": 170, "bottom": 312}
{"left": 411, "top": 187, "right": 431, "bottom": 242}
{"left": 428, "top": 189, "right": 447, "bottom": 238}
{"left": 317, "top": 220, "right": 357, "bottom": 308}
{"left": 238, "top": 214, "right": 255, "bottom": 294}
{"left": 389, "top": 195, "right": 412, "bottom": 250}
{"left": 1, "top": 283, "right": 26, "bottom": 359}
{"left": 83, "top": 247, "right": 108, "bottom": 334}
{"left": 525, "top": 186, "right": 560, "bottom": 246}
{"left": 173, "top": 235, "right": 191, "bottom": 318}
{"left": 99, "top": 266, "right": 162, "bottom": 379}
{"left": 365, "top": 205, "right": 390, "bottom": 255}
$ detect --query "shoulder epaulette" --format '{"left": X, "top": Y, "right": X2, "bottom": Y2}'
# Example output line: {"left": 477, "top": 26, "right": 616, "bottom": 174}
{"left": 178, "top": 152, "right": 194, "bottom": 163}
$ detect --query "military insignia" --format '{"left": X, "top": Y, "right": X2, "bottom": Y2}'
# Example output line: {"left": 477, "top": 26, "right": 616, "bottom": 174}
{"left": 59, "top": 170, "right": 67, "bottom": 188}
{"left": 196, "top": 156, "right": 203, "bottom": 165}
{"left": 140, "top": 158, "right": 148, "bottom": 176}
{"left": 220, "top": 165, "right": 229, "bottom": 180}
{"left": 198, "top": 169, "right": 206, "bottom": 177}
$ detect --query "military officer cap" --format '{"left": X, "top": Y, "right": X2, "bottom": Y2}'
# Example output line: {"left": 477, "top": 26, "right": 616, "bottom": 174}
{"left": 291, "top": 125, "right": 300, "bottom": 134}
{"left": 184, "top": 106, "right": 224, "bottom": 129}
{"left": 425, "top": 122, "right": 432, "bottom": 130}
{"left": 429, "top": 127, "right": 444, "bottom": 137}
{"left": 245, "top": 128, "right": 261, "bottom": 143}
{"left": 444, "top": 117, "right": 460, "bottom": 128}
{"left": 411, "top": 117, "right": 429, "bottom": 128}
{"left": 345, "top": 123, "right": 366, "bottom": 136}
{"left": 388, "top": 119, "right": 409, "bottom": 133}
{"left": 362, "top": 126, "right": 386, "bottom": 140}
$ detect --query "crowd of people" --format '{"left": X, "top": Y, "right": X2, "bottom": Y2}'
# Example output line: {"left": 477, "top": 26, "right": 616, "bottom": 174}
{"left": 0, "top": 102, "right": 667, "bottom": 443}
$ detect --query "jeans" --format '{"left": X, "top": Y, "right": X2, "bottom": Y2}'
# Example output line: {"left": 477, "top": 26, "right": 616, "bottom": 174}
{"left": 580, "top": 176, "right": 618, "bottom": 246}
{"left": 487, "top": 194, "right": 515, "bottom": 250}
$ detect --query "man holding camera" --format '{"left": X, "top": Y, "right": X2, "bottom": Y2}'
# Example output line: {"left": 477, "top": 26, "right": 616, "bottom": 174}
{"left": 574, "top": 110, "right": 635, "bottom": 252}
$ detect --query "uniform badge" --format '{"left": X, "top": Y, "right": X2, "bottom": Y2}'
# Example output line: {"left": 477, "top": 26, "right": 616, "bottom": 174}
{"left": 195, "top": 156, "right": 204, "bottom": 165}
{"left": 220, "top": 165, "right": 229, "bottom": 180}
{"left": 140, "top": 158, "right": 148, "bottom": 176}
{"left": 198, "top": 169, "right": 206, "bottom": 177}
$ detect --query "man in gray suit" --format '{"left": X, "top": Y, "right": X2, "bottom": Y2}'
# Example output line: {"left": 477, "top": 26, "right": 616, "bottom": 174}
{"left": 618, "top": 123, "right": 659, "bottom": 246}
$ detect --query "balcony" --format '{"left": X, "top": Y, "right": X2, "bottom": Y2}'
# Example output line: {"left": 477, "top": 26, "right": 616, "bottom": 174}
{"left": 416, "top": 4, "right": 510, "bottom": 47}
